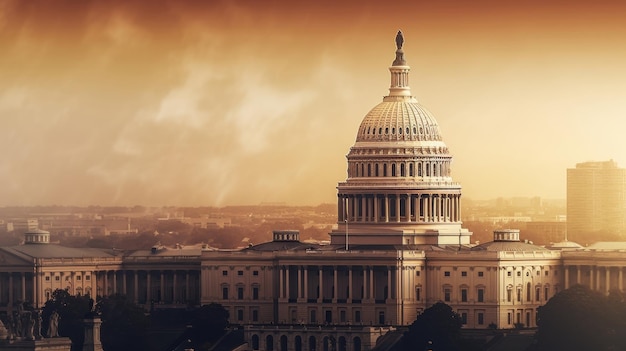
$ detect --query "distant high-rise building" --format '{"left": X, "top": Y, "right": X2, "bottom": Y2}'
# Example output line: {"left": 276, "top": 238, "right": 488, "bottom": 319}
{"left": 567, "top": 160, "right": 626, "bottom": 241}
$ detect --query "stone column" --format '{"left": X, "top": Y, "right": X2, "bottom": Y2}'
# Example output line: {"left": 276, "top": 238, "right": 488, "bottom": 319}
{"left": 348, "top": 267, "right": 353, "bottom": 301}
{"left": 619, "top": 268, "right": 623, "bottom": 292}
{"left": 395, "top": 195, "right": 401, "bottom": 223}
{"left": 21, "top": 272, "right": 26, "bottom": 301}
{"left": 113, "top": 271, "right": 117, "bottom": 295}
{"left": 304, "top": 268, "right": 308, "bottom": 300}
{"left": 564, "top": 266, "right": 570, "bottom": 289}
{"left": 374, "top": 195, "right": 379, "bottom": 223}
{"left": 369, "top": 267, "right": 374, "bottom": 300}
{"left": 333, "top": 266, "right": 338, "bottom": 302}
{"left": 384, "top": 195, "right": 389, "bottom": 223}
{"left": 387, "top": 267, "right": 392, "bottom": 301}
{"left": 160, "top": 271, "right": 165, "bottom": 302}
{"left": 318, "top": 267, "right": 323, "bottom": 302}
{"left": 589, "top": 267, "right": 594, "bottom": 290}
{"left": 173, "top": 272, "right": 178, "bottom": 302}
{"left": 297, "top": 267, "right": 302, "bottom": 299}
{"left": 286, "top": 266, "right": 291, "bottom": 300}
{"left": 185, "top": 271, "right": 190, "bottom": 301}
{"left": 8, "top": 273, "right": 13, "bottom": 309}
{"left": 361, "top": 196, "right": 366, "bottom": 222}
{"left": 134, "top": 271, "right": 139, "bottom": 303}
{"left": 279, "top": 266, "right": 284, "bottom": 299}
{"left": 104, "top": 271, "right": 109, "bottom": 296}
{"left": 605, "top": 267, "right": 610, "bottom": 294}
{"left": 414, "top": 194, "right": 420, "bottom": 222}
{"left": 122, "top": 271, "right": 127, "bottom": 295}
{"left": 406, "top": 194, "right": 412, "bottom": 223}
{"left": 576, "top": 266, "right": 581, "bottom": 284}
{"left": 337, "top": 195, "right": 343, "bottom": 221}
{"left": 146, "top": 271, "right": 152, "bottom": 302}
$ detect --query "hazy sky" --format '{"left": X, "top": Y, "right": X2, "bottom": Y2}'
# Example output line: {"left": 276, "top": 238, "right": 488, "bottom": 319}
{"left": 3, "top": 0, "right": 626, "bottom": 206}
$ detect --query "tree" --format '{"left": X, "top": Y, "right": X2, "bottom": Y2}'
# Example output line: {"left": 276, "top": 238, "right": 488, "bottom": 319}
{"left": 97, "top": 294, "right": 150, "bottom": 351}
{"left": 400, "top": 302, "right": 463, "bottom": 351}
{"left": 190, "top": 303, "right": 229, "bottom": 343}
{"left": 41, "top": 289, "right": 91, "bottom": 351}
{"left": 535, "top": 284, "right": 626, "bottom": 351}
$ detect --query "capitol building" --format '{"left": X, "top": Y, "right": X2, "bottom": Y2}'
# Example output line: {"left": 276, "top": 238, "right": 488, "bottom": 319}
{"left": 2, "top": 31, "right": 626, "bottom": 351}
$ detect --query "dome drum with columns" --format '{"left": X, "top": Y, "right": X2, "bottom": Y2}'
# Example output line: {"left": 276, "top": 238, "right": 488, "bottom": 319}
{"left": 331, "top": 31, "right": 471, "bottom": 246}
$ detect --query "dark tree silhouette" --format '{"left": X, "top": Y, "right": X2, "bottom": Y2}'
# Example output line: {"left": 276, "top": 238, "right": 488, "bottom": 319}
{"left": 41, "top": 289, "right": 91, "bottom": 351}
{"left": 97, "top": 294, "right": 150, "bottom": 351}
{"left": 535, "top": 284, "right": 626, "bottom": 351}
{"left": 400, "top": 302, "right": 463, "bottom": 351}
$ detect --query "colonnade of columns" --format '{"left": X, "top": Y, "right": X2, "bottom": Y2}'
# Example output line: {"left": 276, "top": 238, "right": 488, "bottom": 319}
{"left": 337, "top": 193, "right": 461, "bottom": 223}
{"left": 96, "top": 269, "right": 199, "bottom": 305}
{"left": 0, "top": 272, "right": 31, "bottom": 308}
{"left": 278, "top": 265, "right": 397, "bottom": 304}
{"left": 565, "top": 265, "right": 626, "bottom": 294}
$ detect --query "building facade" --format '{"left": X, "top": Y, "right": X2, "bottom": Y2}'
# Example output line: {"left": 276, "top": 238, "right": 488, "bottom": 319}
{"left": 2, "top": 31, "right": 626, "bottom": 351}
{"left": 567, "top": 160, "right": 626, "bottom": 242}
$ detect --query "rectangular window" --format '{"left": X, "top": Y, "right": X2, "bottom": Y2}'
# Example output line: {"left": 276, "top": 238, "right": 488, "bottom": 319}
{"left": 237, "top": 287, "right": 244, "bottom": 300}
{"left": 517, "top": 289, "right": 521, "bottom": 302}
{"left": 252, "top": 309, "right": 259, "bottom": 322}
{"left": 222, "top": 270, "right": 228, "bottom": 276}
{"left": 536, "top": 287, "right": 540, "bottom": 301}
{"left": 461, "top": 271, "right": 467, "bottom": 277}
{"left": 461, "top": 312, "right": 467, "bottom": 325}
{"left": 507, "top": 272, "right": 512, "bottom": 277}
{"left": 45, "top": 276, "right": 50, "bottom": 281}
{"left": 478, "top": 272, "right": 484, "bottom": 277}
{"left": 76, "top": 275, "right": 82, "bottom": 281}
{"left": 545, "top": 271, "right": 549, "bottom": 276}
{"left": 222, "top": 287, "right": 229, "bottom": 300}
{"left": 508, "top": 312, "right": 512, "bottom": 325}
{"left": 310, "top": 310, "right": 317, "bottom": 323}
{"left": 238, "top": 270, "right": 243, "bottom": 276}
{"left": 253, "top": 287, "right": 259, "bottom": 300}
{"left": 478, "top": 289, "right": 484, "bottom": 303}
{"left": 517, "top": 271, "right": 521, "bottom": 277}
{"left": 378, "top": 311, "right": 385, "bottom": 325}
{"left": 478, "top": 312, "right": 484, "bottom": 325}
{"left": 416, "top": 271, "right": 420, "bottom": 277}
{"left": 444, "top": 288, "right": 451, "bottom": 302}
{"left": 544, "top": 287, "right": 549, "bottom": 301}
{"left": 55, "top": 276, "right": 60, "bottom": 281}
{"left": 416, "top": 287, "right": 421, "bottom": 301}
{"left": 355, "top": 310, "right": 361, "bottom": 323}
{"left": 507, "top": 289, "right": 512, "bottom": 302}
{"left": 444, "top": 271, "right": 451, "bottom": 277}
{"left": 253, "top": 270, "right": 259, "bottom": 276}
{"left": 237, "top": 309, "right": 244, "bottom": 321}
{"left": 461, "top": 289, "right": 468, "bottom": 302}
{"left": 85, "top": 275, "right": 90, "bottom": 281}
{"left": 340, "top": 310, "right": 346, "bottom": 323}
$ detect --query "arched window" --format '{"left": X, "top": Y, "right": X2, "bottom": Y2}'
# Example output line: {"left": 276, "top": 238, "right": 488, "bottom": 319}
{"left": 383, "top": 164, "right": 387, "bottom": 177}
{"left": 413, "top": 127, "right": 417, "bottom": 134}
{"left": 379, "top": 128, "right": 382, "bottom": 135}
{"left": 267, "top": 335, "right": 274, "bottom": 351}
{"left": 392, "top": 127, "right": 395, "bottom": 134}
{"left": 367, "top": 127, "right": 370, "bottom": 134}
{"left": 368, "top": 164, "right": 371, "bottom": 177}
{"left": 409, "top": 163, "right": 414, "bottom": 176}
{"left": 385, "top": 128, "right": 389, "bottom": 134}
{"left": 400, "top": 164, "right": 405, "bottom": 177}
{"left": 373, "top": 128, "right": 376, "bottom": 135}
{"left": 252, "top": 335, "right": 260, "bottom": 350}
{"left": 338, "top": 337, "right": 346, "bottom": 351}
{"left": 418, "top": 163, "right": 422, "bottom": 176}
{"left": 281, "top": 335, "right": 288, "bottom": 351}
{"left": 354, "top": 337, "right": 361, "bottom": 351}
{"left": 360, "top": 164, "right": 364, "bottom": 177}
{"left": 295, "top": 336, "right": 302, "bottom": 351}
{"left": 323, "top": 337, "right": 329, "bottom": 351}
{"left": 309, "top": 336, "right": 317, "bottom": 351}
{"left": 375, "top": 164, "right": 379, "bottom": 176}
{"left": 399, "top": 127, "right": 402, "bottom": 134}
{"left": 527, "top": 282, "right": 531, "bottom": 302}
{"left": 406, "top": 127, "right": 409, "bottom": 134}
{"left": 391, "top": 164, "right": 396, "bottom": 176}
{"left": 426, "top": 163, "right": 430, "bottom": 176}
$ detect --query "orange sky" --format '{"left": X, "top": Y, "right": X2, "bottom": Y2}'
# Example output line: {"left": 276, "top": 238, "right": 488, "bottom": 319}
{"left": 3, "top": 0, "right": 626, "bottom": 206}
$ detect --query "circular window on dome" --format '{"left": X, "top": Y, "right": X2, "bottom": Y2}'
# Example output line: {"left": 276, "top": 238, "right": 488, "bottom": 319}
{"left": 385, "top": 128, "right": 389, "bottom": 134}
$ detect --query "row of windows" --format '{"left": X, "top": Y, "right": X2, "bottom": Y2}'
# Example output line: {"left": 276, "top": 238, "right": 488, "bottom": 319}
{"left": 251, "top": 335, "right": 362, "bottom": 351}
{"left": 364, "top": 125, "right": 420, "bottom": 136}
{"left": 351, "top": 161, "right": 449, "bottom": 178}
{"left": 443, "top": 287, "right": 485, "bottom": 303}
{"left": 443, "top": 271, "right": 484, "bottom": 277}
{"left": 458, "top": 310, "right": 486, "bottom": 325}
{"left": 506, "top": 270, "right": 557, "bottom": 277}
{"left": 44, "top": 275, "right": 90, "bottom": 281}
{"left": 222, "top": 285, "right": 260, "bottom": 300}
{"left": 506, "top": 283, "right": 557, "bottom": 303}
{"left": 222, "top": 270, "right": 260, "bottom": 276}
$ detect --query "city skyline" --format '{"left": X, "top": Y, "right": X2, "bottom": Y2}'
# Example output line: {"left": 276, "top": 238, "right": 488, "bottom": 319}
{"left": 3, "top": 0, "right": 626, "bottom": 206}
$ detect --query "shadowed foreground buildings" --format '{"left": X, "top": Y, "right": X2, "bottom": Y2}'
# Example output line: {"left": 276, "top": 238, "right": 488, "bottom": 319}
{"left": 2, "top": 32, "right": 626, "bottom": 351}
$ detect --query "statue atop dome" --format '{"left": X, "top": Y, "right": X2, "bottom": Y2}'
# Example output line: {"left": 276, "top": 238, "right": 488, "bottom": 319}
{"left": 393, "top": 30, "right": 406, "bottom": 66}
{"left": 395, "top": 30, "right": 404, "bottom": 50}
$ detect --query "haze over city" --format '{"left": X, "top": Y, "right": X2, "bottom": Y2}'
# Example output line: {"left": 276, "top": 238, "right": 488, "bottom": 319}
{"left": 3, "top": 0, "right": 626, "bottom": 207}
